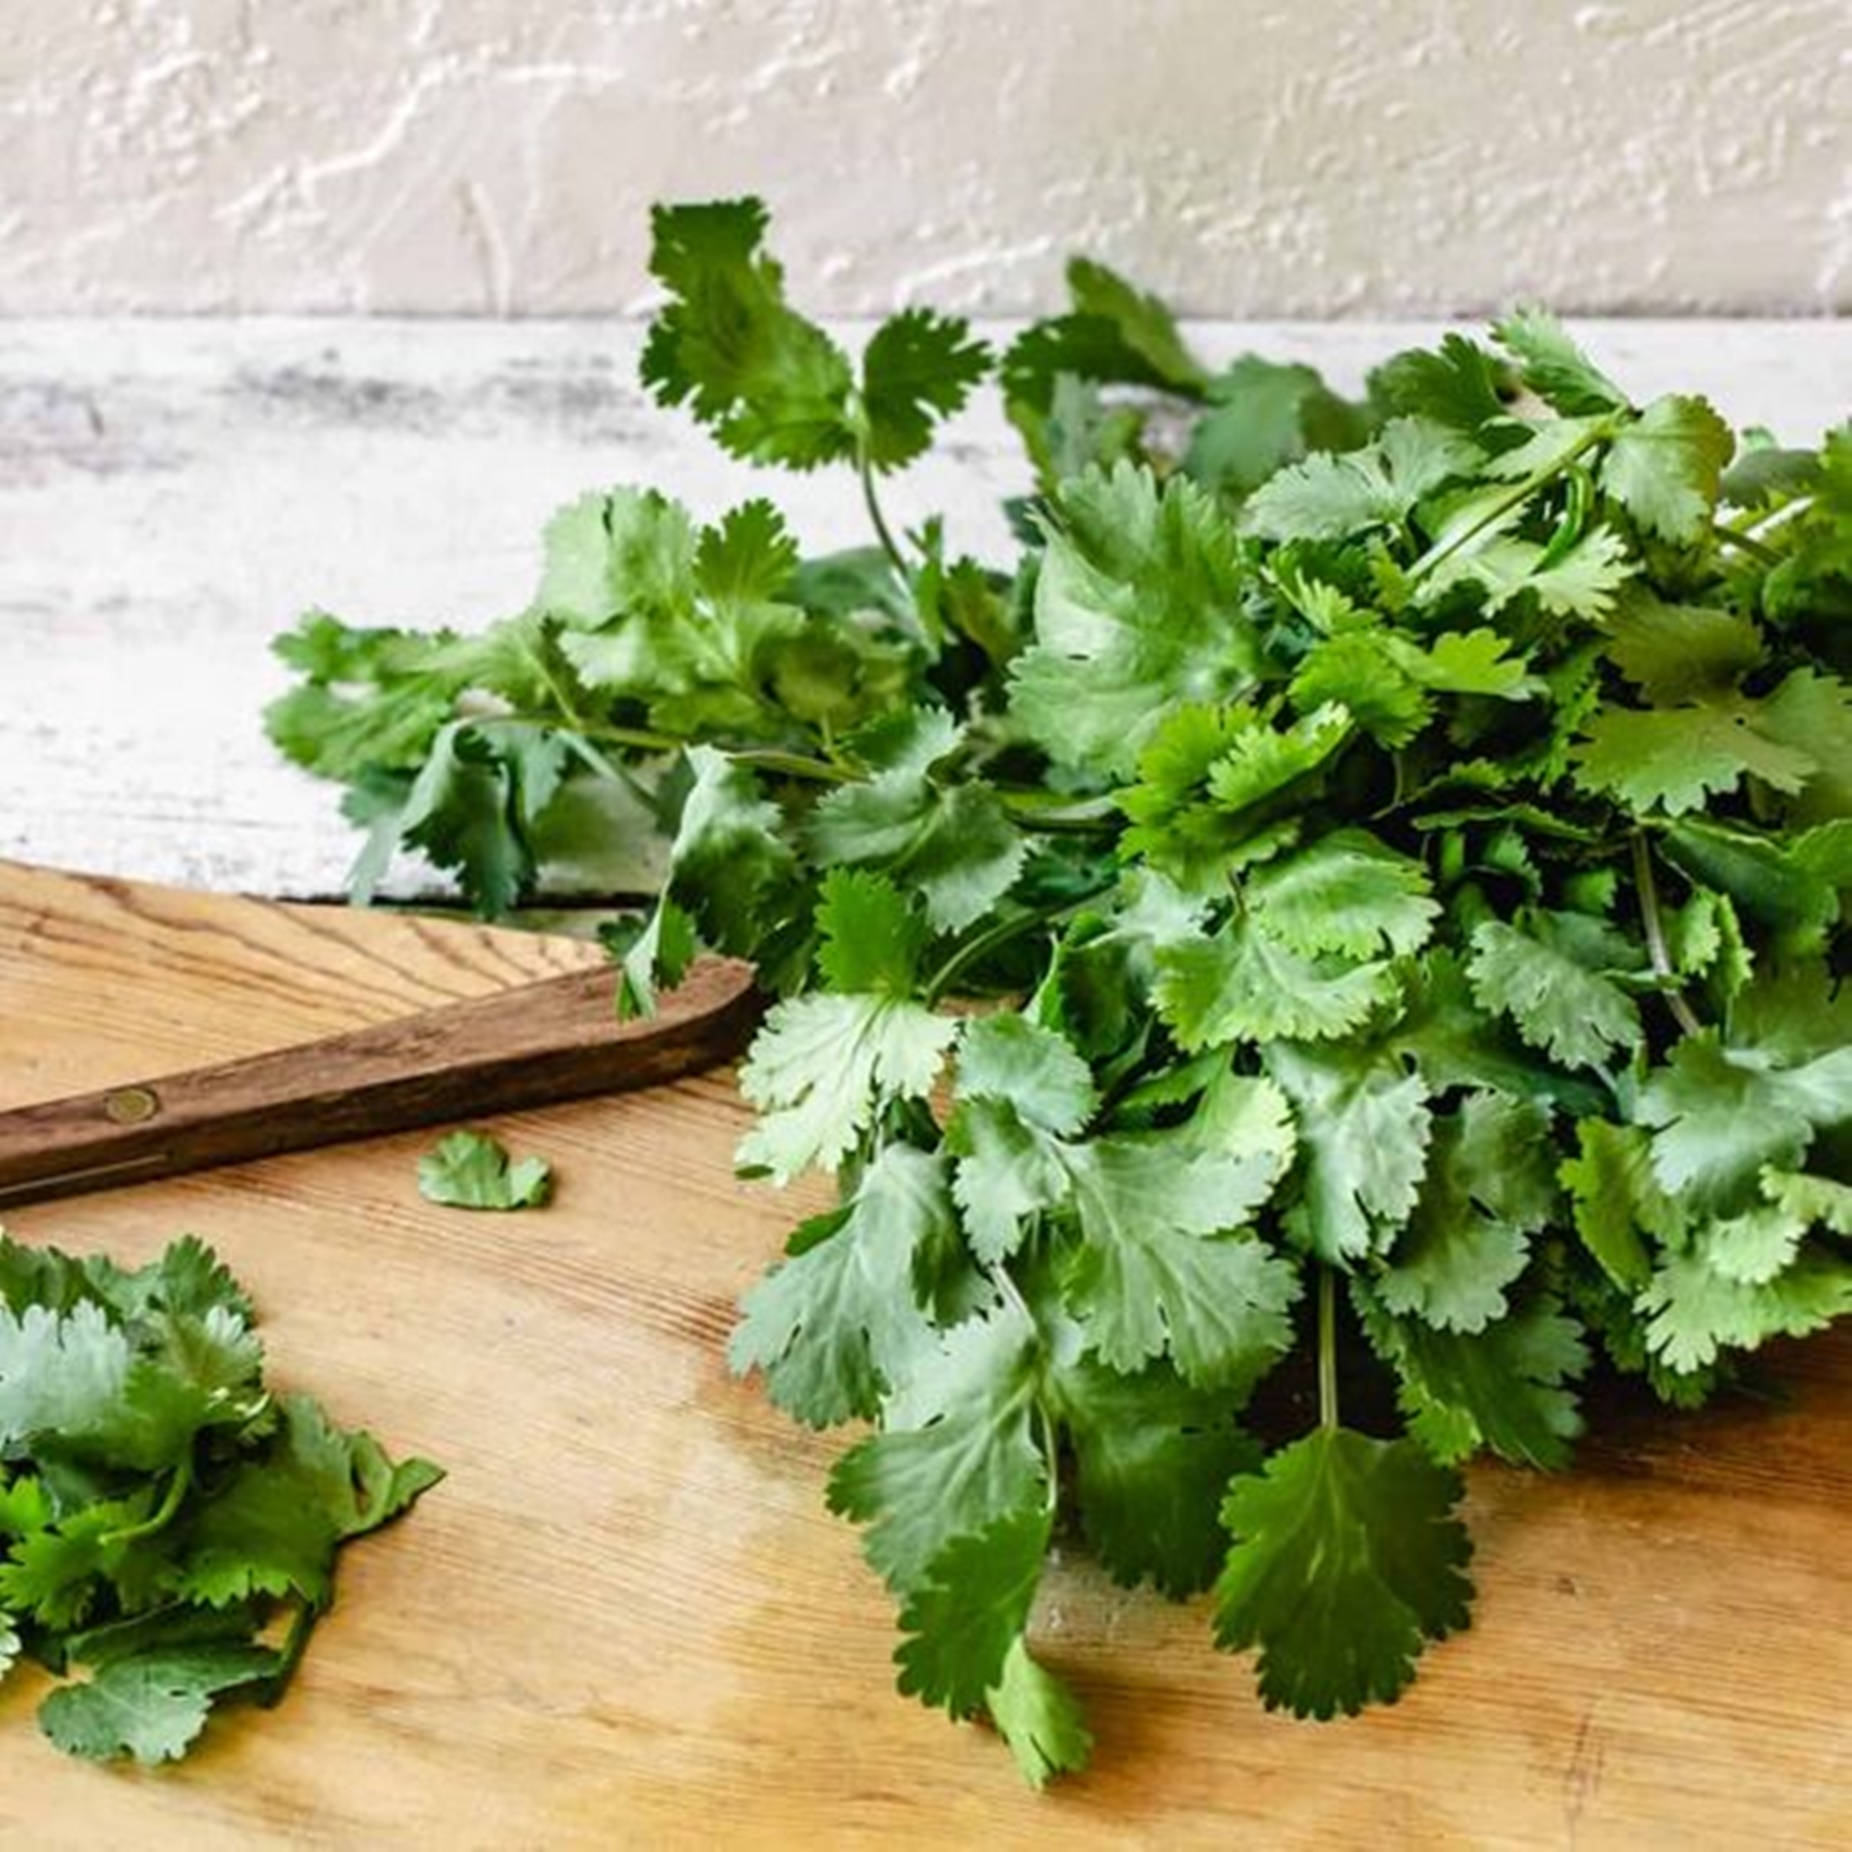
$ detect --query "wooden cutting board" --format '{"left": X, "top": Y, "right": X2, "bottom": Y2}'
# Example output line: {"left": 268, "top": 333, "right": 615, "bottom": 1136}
{"left": 0, "top": 861, "right": 1846, "bottom": 1850}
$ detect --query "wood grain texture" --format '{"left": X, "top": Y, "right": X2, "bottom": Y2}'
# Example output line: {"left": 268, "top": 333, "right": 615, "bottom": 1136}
{"left": 0, "top": 859, "right": 1847, "bottom": 1850}
{"left": 0, "top": 956, "right": 759, "bottom": 1206}
{"left": 3, "top": 318, "right": 1847, "bottom": 899}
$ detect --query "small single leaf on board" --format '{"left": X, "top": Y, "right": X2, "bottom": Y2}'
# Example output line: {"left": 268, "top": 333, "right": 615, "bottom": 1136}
{"left": 417, "top": 1130, "right": 553, "bottom": 1211}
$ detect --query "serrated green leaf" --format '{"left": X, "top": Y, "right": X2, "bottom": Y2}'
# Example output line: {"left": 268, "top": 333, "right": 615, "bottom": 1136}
{"left": 1011, "top": 465, "right": 1261, "bottom": 778}
{"left": 1466, "top": 912, "right": 1643, "bottom": 1070}
{"left": 1245, "top": 829, "right": 1438, "bottom": 959}
{"left": 828, "top": 1312, "right": 1044, "bottom": 1594}
{"left": 1156, "top": 916, "right": 1397, "bottom": 1051}
{"left": 1266, "top": 1042, "right": 1433, "bottom": 1263}
{"left": 1600, "top": 395, "right": 1733, "bottom": 544}
{"left": 895, "top": 1507, "right": 1049, "bottom": 1716}
{"left": 37, "top": 1643, "right": 279, "bottom": 1766}
{"left": 416, "top": 1130, "right": 551, "bottom": 1211}
{"left": 1213, "top": 1428, "right": 1472, "bottom": 1719}
{"left": 728, "top": 1145, "right": 948, "bottom": 1426}
{"left": 985, "top": 1639, "right": 1094, "bottom": 1788}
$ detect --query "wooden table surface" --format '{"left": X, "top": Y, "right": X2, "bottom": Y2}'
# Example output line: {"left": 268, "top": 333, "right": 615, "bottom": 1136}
{"left": 0, "top": 860, "right": 1848, "bottom": 1849}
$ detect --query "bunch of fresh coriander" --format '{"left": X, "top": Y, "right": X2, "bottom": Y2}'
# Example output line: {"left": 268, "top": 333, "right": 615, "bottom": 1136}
{"left": 0, "top": 1232, "right": 439, "bottom": 1763}
{"left": 268, "top": 199, "right": 1851, "bottom": 1786}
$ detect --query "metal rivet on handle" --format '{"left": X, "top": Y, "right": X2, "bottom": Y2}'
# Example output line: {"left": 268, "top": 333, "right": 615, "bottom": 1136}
{"left": 103, "top": 1086, "right": 160, "bottom": 1126}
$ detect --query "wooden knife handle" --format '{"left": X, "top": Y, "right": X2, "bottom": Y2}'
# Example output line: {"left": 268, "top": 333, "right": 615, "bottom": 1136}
{"left": 0, "top": 957, "right": 762, "bottom": 1207}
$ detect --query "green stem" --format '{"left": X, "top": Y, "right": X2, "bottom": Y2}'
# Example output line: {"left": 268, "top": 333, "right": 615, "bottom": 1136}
{"left": 576, "top": 722, "right": 686, "bottom": 756}
{"left": 731, "top": 747, "right": 854, "bottom": 784}
{"left": 1407, "top": 424, "right": 1610, "bottom": 583}
{"left": 524, "top": 634, "right": 594, "bottom": 732}
{"left": 259, "top": 1600, "right": 322, "bottom": 1709}
{"left": 1710, "top": 523, "right": 1781, "bottom": 567}
{"left": 102, "top": 1451, "right": 193, "bottom": 1546}
{"left": 1317, "top": 1267, "right": 1339, "bottom": 1433}
{"left": 1631, "top": 831, "right": 1703, "bottom": 1039}
{"left": 924, "top": 885, "right": 1110, "bottom": 1005}
{"left": 858, "top": 445, "right": 911, "bottom": 578}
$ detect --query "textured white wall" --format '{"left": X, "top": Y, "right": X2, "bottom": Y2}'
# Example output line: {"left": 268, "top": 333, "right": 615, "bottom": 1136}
{"left": 3, "top": 0, "right": 1848, "bottom": 316}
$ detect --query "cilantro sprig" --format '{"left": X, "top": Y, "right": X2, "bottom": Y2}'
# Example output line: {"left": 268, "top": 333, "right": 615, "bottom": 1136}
{"left": 269, "top": 198, "right": 1852, "bottom": 1784}
{"left": 0, "top": 1231, "right": 439, "bottom": 1764}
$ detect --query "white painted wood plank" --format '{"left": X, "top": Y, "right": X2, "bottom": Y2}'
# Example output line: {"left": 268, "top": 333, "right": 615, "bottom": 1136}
{"left": 2, "top": 317, "right": 1848, "bottom": 898}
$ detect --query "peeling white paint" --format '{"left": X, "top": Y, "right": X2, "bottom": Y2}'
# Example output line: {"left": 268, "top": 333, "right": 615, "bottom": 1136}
{"left": 1, "top": 0, "right": 1848, "bottom": 314}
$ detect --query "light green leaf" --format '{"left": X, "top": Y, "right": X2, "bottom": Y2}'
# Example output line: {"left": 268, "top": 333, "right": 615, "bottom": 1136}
{"left": 416, "top": 1130, "right": 551, "bottom": 1211}
{"left": 1011, "top": 465, "right": 1261, "bottom": 778}
{"left": 1156, "top": 918, "right": 1397, "bottom": 1051}
{"left": 1466, "top": 912, "right": 1643, "bottom": 1070}
{"left": 1267, "top": 1042, "right": 1432, "bottom": 1263}
{"left": 985, "top": 1639, "right": 1094, "bottom": 1789}
{"left": 1245, "top": 829, "right": 1438, "bottom": 959}
{"left": 728, "top": 1146, "right": 951, "bottom": 1426}
{"left": 1600, "top": 395, "right": 1733, "bottom": 544}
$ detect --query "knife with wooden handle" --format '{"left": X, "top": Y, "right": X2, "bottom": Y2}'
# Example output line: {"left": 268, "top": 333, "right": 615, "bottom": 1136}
{"left": 0, "top": 957, "right": 762, "bottom": 1208}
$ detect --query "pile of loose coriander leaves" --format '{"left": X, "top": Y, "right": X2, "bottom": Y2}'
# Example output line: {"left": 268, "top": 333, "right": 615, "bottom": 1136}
{"left": 0, "top": 1232, "right": 439, "bottom": 1764}
{"left": 268, "top": 197, "right": 1852, "bottom": 1786}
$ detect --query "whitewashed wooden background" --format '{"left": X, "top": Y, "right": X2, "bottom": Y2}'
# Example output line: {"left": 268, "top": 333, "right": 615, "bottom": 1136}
{"left": 2, "top": 319, "right": 1847, "bottom": 900}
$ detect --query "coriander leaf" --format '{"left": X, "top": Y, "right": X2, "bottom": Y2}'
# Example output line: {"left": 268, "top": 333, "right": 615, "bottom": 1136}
{"left": 0, "top": 1302, "right": 130, "bottom": 1458}
{"left": 1758, "top": 668, "right": 1852, "bottom": 826}
{"left": 1048, "top": 1348, "right": 1261, "bottom": 1596}
{"left": 1697, "top": 1203, "right": 1807, "bottom": 1286}
{"left": 1155, "top": 916, "right": 1397, "bottom": 1051}
{"left": 985, "top": 1639, "right": 1093, "bottom": 1788}
{"left": 1060, "top": 1135, "right": 1301, "bottom": 1386}
{"left": 895, "top": 1507, "right": 1049, "bottom": 1716}
{"left": 1639, "top": 1249, "right": 1852, "bottom": 1372}
{"left": 1266, "top": 1043, "right": 1433, "bottom": 1263}
{"left": 1491, "top": 310, "right": 1628, "bottom": 415}
{"left": 1762, "top": 1167, "right": 1852, "bottom": 1236}
{"left": 1370, "top": 334, "right": 1509, "bottom": 431}
{"left": 640, "top": 198, "right": 856, "bottom": 469}
{"left": 176, "top": 1395, "right": 441, "bottom": 1608}
{"left": 1602, "top": 593, "right": 1764, "bottom": 703}
{"left": 1245, "top": 829, "right": 1439, "bottom": 959}
{"left": 812, "top": 866, "right": 931, "bottom": 996}
{"left": 1064, "top": 257, "right": 1207, "bottom": 395}
{"left": 728, "top": 1146, "right": 948, "bottom": 1426}
{"left": 397, "top": 722, "right": 538, "bottom": 919}
{"left": 808, "top": 722, "right": 1025, "bottom": 932}
{"left": 1423, "top": 525, "right": 1633, "bottom": 620}
{"left": 417, "top": 1130, "right": 552, "bottom": 1211}
{"left": 946, "top": 1098, "right": 1072, "bottom": 1266}
{"left": 737, "top": 992, "right": 958, "bottom": 1183}
{"left": 1213, "top": 1428, "right": 1472, "bottom": 1719}
{"left": 1636, "top": 1031, "right": 1852, "bottom": 1218}
{"left": 860, "top": 308, "right": 992, "bottom": 471}
{"left": 1288, "top": 631, "right": 1432, "bottom": 748}
{"left": 1600, "top": 395, "right": 1733, "bottom": 544}
{"left": 954, "top": 1013, "right": 1097, "bottom": 1138}
{"left": 1558, "top": 1120, "right": 1673, "bottom": 1289}
{"left": 1378, "top": 1096, "right": 1555, "bottom": 1334}
{"left": 828, "top": 1312, "right": 1044, "bottom": 1593}
{"left": 1466, "top": 912, "right": 1643, "bottom": 1070}
{"left": 1184, "top": 356, "right": 1368, "bottom": 498}
{"left": 37, "top": 1643, "right": 279, "bottom": 1766}
{"left": 540, "top": 486, "right": 696, "bottom": 627}
{"left": 1242, "top": 418, "right": 1479, "bottom": 542}
{"left": 1572, "top": 692, "right": 1820, "bottom": 816}
{"left": 608, "top": 896, "right": 698, "bottom": 1020}
{"left": 1360, "top": 1287, "right": 1588, "bottom": 1469}
{"left": 1010, "top": 465, "right": 1260, "bottom": 779}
